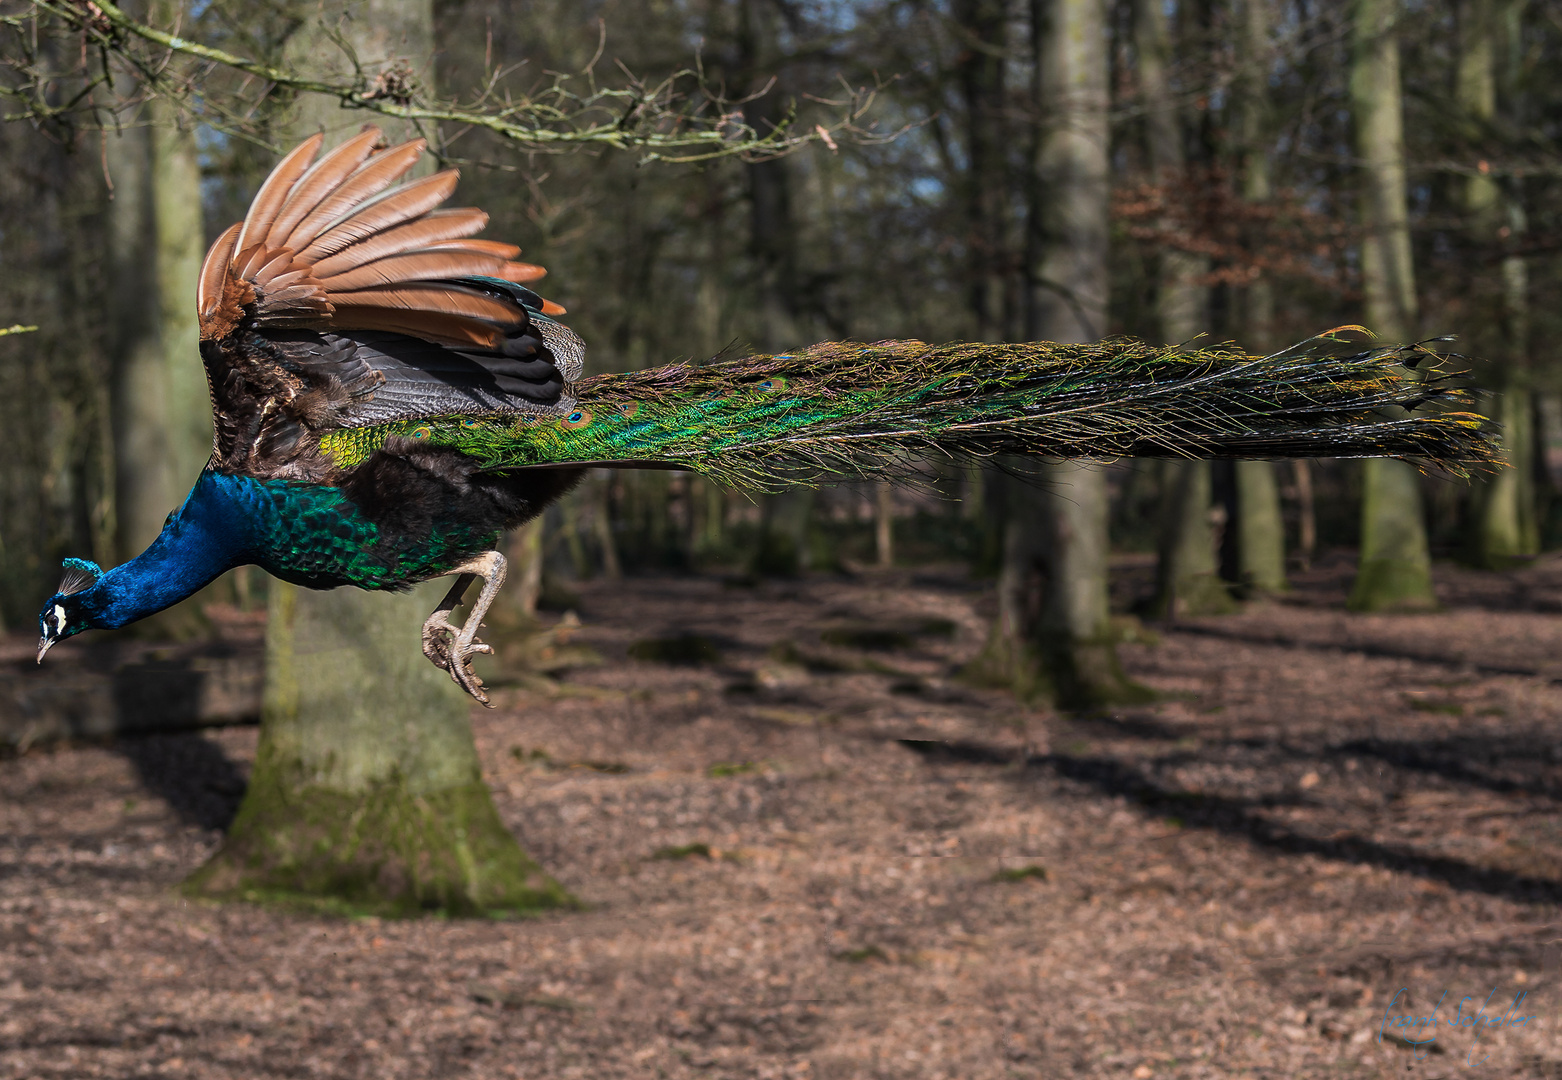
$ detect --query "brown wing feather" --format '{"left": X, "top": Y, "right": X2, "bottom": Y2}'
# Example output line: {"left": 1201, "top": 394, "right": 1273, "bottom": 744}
{"left": 197, "top": 127, "right": 569, "bottom": 351}
{"left": 235, "top": 134, "right": 321, "bottom": 254}
{"left": 298, "top": 207, "right": 486, "bottom": 265}
{"left": 197, "top": 223, "right": 242, "bottom": 328}
{"left": 276, "top": 139, "right": 427, "bottom": 253}
{"left": 495, "top": 262, "right": 548, "bottom": 284}
{"left": 320, "top": 251, "right": 520, "bottom": 292}
{"left": 310, "top": 209, "right": 489, "bottom": 277}
{"left": 300, "top": 173, "right": 462, "bottom": 268}
{"left": 263, "top": 128, "right": 382, "bottom": 250}
{"left": 329, "top": 283, "right": 519, "bottom": 322}
{"left": 416, "top": 239, "right": 524, "bottom": 260}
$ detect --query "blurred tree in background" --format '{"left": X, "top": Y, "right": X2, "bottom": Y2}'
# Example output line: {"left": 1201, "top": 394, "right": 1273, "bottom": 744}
{"left": 2, "top": 0, "right": 1562, "bottom": 672}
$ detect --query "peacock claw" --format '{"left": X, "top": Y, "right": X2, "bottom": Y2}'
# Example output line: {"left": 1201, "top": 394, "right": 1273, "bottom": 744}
{"left": 421, "top": 612, "right": 495, "bottom": 707}
{"left": 422, "top": 552, "right": 507, "bottom": 708}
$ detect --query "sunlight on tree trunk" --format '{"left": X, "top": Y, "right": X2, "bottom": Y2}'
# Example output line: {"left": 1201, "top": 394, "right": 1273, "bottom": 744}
{"left": 187, "top": 0, "right": 571, "bottom": 917}
{"left": 968, "top": 0, "right": 1148, "bottom": 709}
{"left": 1347, "top": 0, "right": 1436, "bottom": 613}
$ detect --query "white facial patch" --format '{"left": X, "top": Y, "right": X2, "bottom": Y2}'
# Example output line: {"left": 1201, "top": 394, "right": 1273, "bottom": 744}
{"left": 49, "top": 604, "right": 65, "bottom": 635}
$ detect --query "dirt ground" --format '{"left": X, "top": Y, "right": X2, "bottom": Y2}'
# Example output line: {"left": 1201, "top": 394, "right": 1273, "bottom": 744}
{"left": 4, "top": 552, "right": 1562, "bottom": 1079}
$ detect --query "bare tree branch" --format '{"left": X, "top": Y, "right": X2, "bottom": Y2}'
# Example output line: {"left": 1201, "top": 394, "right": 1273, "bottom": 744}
{"left": 1, "top": 0, "right": 894, "bottom": 163}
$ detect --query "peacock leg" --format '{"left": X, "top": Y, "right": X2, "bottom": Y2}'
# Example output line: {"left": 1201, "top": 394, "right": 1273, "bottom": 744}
{"left": 420, "top": 550, "right": 507, "bottom": 706}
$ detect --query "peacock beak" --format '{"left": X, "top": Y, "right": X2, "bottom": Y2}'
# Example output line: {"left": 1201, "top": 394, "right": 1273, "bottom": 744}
{"left": 37, "top": 636, "right": 52, "bottom": 664}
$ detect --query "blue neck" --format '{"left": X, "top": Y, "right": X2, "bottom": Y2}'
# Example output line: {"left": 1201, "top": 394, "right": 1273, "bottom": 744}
{"left": 83, "top": 471, "right": 252, "bottom": 629}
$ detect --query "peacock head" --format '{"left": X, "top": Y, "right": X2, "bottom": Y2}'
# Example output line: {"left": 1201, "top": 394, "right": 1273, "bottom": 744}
{"left": 36, "top": 558, "right": 105, "bottom": 663}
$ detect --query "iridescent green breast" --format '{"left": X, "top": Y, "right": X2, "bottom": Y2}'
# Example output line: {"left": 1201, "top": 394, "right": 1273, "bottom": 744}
{"left": 243, "top": 477, "right": 497, "bottom": 590}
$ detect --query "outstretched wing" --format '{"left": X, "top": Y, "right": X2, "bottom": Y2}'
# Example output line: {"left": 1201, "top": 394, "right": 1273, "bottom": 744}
{"left": 195, "top": 126, "right": 585, "bottom": 479}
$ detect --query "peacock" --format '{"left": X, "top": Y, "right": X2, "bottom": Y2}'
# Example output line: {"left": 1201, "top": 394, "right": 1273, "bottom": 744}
{"left": 35, "top": 128, "right": 1497, "bottom": 704}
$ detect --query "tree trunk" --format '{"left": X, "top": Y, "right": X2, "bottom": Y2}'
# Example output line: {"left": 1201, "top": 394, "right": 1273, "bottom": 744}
{"left": 1291, "top": 460, "right": 1317, "bottom": 570}
{"left": 107, "top": 44, "right": 218, "bottom": 637}
{"left": 875, "top": 483, "right": 895, "bottom": 568}
{"left": 1234, "top": 461, "right": 1287, "bottom": 594}
{"left": 739, "top": 0, "right": 814, "bottom": 576}
{"left": 509, "top": 520, "right": 544, "bottom": 617}
{"left": 1462, "top": 0, "right": 1536, "bottom": 567}
{"left": 145, "top": 58, "right": 211, "bottom": 488}
{"left": 106, "top": 119, "right": 178, "bottom": 564}
{"left": 186, "top": 582, "right": 570, "bottom": 916}
{"left": 955, "top": 0, "right": 1012, "bottom": 342}
{"left": 1154, "top": 458, "right": 1234, "bottom": 615}
{"left": 969, "top": 0, "right": 1146, "bottom": 708}
{"left": 1347, "top": 0, "right": 1436, "bottom": 612}
{"left": 751, "top": 488, "right": 816, "bottom": 577}
{"left": 188, "top": 0, "right": 571, "bottom": 916}
{"left": 1230, "top": 0, "right": 1288, "bottom": 595}
{"left": 150, "top": 71, "right": 232, "bottom": 632}
{"left": 1136, "top": 0, "right": 1230, "bottom": 617}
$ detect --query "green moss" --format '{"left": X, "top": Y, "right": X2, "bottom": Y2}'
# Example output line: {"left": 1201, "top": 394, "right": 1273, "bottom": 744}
{"left": 1406, "top": 697, "right": 1463, "bottom": 716}
{"left": 1348, "top": 558, "right": 1439, "bottom": 613}
{"left": 961, "top": 630, "right": 1154, "bottom": 711}
{"left": 184, "top": 763, "right": 576, "bottom": 919}
{"left": 992, "top": 865, "right": 1048, "bottom": 883}
{"left": 707, "top": 761, "right": 760, "bottom": 778}
{"left": 1170, "top": 573, "right": 1240, "bottom": 617}
{"left": 651, "top": 842, "right": 713, "bottom": 860}
{"left": 819, "top": 618, "right": 957, "bottom": 651}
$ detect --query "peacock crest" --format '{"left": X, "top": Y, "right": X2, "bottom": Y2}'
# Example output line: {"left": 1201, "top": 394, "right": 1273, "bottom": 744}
{"left": 56, "top": 558, "right": 103, "bottom": 596}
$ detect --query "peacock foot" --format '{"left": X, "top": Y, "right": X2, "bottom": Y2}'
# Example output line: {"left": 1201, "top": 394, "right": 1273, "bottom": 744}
{"left": 421, "top": 611, "right": 495, "bottom": 706}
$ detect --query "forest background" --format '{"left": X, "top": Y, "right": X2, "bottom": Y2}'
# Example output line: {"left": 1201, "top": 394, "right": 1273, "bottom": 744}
{"left": 0, "top": 0, "right": 1558, "bottom": 654}
{"left": 3, "top": 0, "right": 1562, "bottom": 1071}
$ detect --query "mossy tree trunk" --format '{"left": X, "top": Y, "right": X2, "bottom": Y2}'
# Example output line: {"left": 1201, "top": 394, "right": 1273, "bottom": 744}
{"left": 1461, "top": 0, "right": 1537, "bottom": 567}
{"left": 969, "top": 0, "right": 1147, "bottom": 709}
{"left": 1347, "top": 0, "right": 1436, "bottom": 612}
{"left": 1136, "top": 0, "right": 1231, "bottom": 618}
{"left": 1230, "top": 0, "right": 1288, "bottom": 596}
{"left": 188, "top": 582, "right": 571, "bottom": 916}
{"left": 187, "top": 0, "right": 571, "bottom": 917}
{"left": 1233, "top": 461, "right": 1288, "bottom": 595}
{"left": 1153, "top": 459, "right": 1235, "bottom": 616}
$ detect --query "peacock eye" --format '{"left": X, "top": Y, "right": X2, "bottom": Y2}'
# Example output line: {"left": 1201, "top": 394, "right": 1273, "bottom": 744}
{"left": 50, "top": 604, "right": 65, "bottom": 634}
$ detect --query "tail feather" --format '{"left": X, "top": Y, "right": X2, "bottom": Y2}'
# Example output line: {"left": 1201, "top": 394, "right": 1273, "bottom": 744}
{"left": 318, "top": 328, "right": 1499, "bottom": 486}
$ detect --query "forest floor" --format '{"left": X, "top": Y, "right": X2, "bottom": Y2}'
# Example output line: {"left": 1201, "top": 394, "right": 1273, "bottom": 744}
{"left": 4, "top": 552, "right": 1562, "bottom": 1079}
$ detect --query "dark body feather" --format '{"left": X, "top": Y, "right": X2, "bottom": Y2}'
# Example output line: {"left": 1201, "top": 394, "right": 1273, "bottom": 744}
{"left": 181, "top": 265, "right": 588, "bottom": 591}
